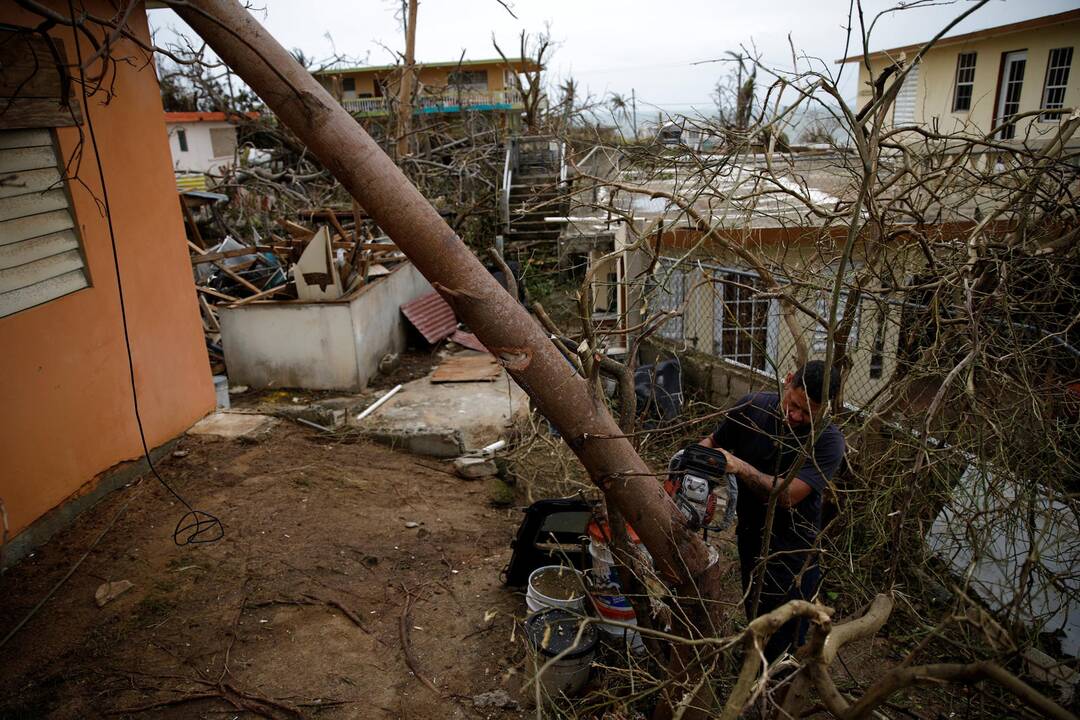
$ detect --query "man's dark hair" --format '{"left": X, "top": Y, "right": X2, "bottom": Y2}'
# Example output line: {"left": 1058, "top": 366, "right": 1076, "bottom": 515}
{"left": 791, "top": 360, "right": 841, "bottom": 404}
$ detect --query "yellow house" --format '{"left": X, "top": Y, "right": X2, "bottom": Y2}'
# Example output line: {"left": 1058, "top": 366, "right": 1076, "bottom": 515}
{"left": 839, "top": 9, "right": 1079, "bottom": 147}
{"left": 313, "top": 57, "right": 540, "bottom": 128}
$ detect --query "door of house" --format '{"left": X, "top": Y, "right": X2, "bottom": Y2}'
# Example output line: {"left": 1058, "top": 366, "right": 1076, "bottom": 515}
{"left": 996, "top": 50, "right": 1027, "bottom": 139}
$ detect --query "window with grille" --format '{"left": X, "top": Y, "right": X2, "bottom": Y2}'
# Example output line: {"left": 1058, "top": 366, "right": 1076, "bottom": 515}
{"left": 653, "top": 264, "right": 686, "bottom": 341}
{"left": 1041, "top": 47, "right": 1073, "bottom": 121}
{"left": 177, "top": 128, "right": 188, "bottom": 152}
{"left": 0, "top": 128, "right": 89, "bottom": 318}
{"left": 952, "top": 52, "right": 977, "bottom": 112}
{"left": 712, "top": 272, "right": 774, "bottom": 371}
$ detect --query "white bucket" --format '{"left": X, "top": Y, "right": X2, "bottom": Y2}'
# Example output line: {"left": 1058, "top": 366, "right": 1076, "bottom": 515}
{"left": 526, "top": 566, "right": 586, "bottom": 614}
{"left": 588, "top": 581, "right": 645, "bottom": 652}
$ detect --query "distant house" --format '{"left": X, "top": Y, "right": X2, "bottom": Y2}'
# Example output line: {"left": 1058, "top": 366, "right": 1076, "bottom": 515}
{"left": 314, "top": 57, "right": 540, "bottom": 132}
{"left": 164, "top": 111, "right": 254, "bottom": 182}
{"left": 839, "top": 9, "right": 1079, "bottom": 148}
{"left": 570, "top": 152, "right": 932, "bottom": 410}
{"left": 1, "top": 3, "right": 214, "bottom": 567}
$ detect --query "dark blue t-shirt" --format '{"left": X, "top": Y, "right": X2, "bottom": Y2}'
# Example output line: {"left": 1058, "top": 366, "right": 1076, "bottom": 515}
{"left": 711, "top": 392, "right": 845, "bottom": 552}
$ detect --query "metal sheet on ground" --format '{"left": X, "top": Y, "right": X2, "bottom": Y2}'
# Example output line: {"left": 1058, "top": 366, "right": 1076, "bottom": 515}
{"left": 450, "top": 329, "right": 489, "bottom": 354}
{"left": 401, "top": 290, "right": 457, "bottom": 344}
{"left": 430, "top": 353, "right": 501, "bottom": 383}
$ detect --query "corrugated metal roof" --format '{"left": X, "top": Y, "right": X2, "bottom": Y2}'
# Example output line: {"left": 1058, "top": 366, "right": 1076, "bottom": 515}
{"left": 401, "top": 290, "right": 457, "bottom": 344}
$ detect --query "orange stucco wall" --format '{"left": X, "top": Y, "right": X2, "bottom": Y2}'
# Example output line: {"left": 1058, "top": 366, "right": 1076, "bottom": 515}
{"left": 0, "top": 2, "right": 214, "bottom": 538}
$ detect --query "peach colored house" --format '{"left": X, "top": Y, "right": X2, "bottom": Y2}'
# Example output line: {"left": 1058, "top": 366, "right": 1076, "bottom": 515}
{"left": 314, "top": 57, "right": 540, "bottom": 130}
{"left": 0, "top": 2, "right": 214, "bottom": 566}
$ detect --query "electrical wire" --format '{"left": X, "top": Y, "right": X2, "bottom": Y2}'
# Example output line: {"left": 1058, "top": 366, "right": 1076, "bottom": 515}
{"left": 69, "top": 3, "right": 222, "bottom": 546}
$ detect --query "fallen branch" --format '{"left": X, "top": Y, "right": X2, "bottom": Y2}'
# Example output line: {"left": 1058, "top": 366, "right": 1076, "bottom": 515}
{"left": 398, "top": 586, "right": 442, "bottom": 697}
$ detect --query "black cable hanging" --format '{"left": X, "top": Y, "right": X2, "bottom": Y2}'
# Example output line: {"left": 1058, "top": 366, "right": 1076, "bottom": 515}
{"left": 70, "top": 6, "right": 222, "bottom": 545}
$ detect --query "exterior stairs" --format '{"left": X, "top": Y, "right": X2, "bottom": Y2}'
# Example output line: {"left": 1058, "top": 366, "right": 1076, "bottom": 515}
{"left": 500, "top": 137, "right": 568, "bottom": 248}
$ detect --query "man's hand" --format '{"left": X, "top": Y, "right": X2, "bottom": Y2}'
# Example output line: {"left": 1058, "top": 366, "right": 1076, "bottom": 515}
{"left": 716, "top": 448, "right": 750, "bottom": 478}
{"left": 718, "top": 448, "right": 813, "bottom": 508}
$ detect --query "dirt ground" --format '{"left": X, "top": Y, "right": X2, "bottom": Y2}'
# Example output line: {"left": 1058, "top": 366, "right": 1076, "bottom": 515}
{"left": 0, "top": 410, "right": 989, "bottom": 720}
{"left": 0, "top": 425, "right": 535, "bottom": 719}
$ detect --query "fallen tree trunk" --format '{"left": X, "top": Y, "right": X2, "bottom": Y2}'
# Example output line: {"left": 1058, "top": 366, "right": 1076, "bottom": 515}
{"left": 170, "top": 1, "right": 724, "bottom": 715}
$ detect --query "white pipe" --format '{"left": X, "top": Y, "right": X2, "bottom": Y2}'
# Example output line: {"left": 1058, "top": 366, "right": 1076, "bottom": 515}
{"left": 356, "top": 383, "right": 403, "bottom": 422}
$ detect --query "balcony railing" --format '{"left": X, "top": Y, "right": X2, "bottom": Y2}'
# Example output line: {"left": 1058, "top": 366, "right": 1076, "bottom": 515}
{"left": 341, "top": 89, "right": 523, "bottom": 116}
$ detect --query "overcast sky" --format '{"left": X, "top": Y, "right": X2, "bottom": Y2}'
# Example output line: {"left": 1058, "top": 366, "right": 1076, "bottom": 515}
{"left": 149, "top": 0, "right": 1078, "bottom": 120}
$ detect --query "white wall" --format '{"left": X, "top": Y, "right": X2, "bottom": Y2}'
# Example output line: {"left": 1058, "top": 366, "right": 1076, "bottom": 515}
{"left": 218, "top": 263, "right": 434, "bottom": 391}
{"left": 165, "top": 121, "right": 236, "bottom": 175}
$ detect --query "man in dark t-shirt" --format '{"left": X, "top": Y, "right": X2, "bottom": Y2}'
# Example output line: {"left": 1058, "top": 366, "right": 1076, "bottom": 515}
{"left": 700, "top": 361, "right": 845, "bottom": 660}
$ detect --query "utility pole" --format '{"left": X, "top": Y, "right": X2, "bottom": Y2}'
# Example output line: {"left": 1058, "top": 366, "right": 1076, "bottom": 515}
{"left": 631, "top": 88, "right": 638, "bottom": 140}
{"left": 396, "top": 0, "right": 418, "bottom": 160}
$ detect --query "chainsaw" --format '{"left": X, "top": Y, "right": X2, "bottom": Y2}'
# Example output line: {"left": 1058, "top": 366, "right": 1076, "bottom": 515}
{"left": 664, "top": 444, "right": 738, "bottom": 534}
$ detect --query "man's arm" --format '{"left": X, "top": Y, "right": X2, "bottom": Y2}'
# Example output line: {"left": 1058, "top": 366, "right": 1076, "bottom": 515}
{"left": 717, "top": 449, "right": 813, "bottom": 508}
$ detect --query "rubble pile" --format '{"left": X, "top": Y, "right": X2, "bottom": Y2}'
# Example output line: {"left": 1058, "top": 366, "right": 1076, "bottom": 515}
{"left": 185, "top": 194, "right": 407, "bottom": 373}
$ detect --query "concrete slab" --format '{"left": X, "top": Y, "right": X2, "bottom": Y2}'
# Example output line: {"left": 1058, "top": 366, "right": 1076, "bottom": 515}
{"left": 355, "top": 365, "right": 528, "bottom": 457}
{"left": 187, "top": 412, "right": 278, "bottom": 439}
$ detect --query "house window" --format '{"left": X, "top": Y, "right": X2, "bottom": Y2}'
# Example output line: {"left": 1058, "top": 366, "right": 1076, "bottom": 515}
{"left": 342, "top": 77, "right": 356, "bottom": 93}
{"left": 177, "top": 128, "right": 188, "bottom": 152}
{"left": 1041, "top": 47, "right": 1073, "bottom": 121}
{"left": 713, "top": 272, "right": 774, "bottom": 371}
{"left": 653, "top": 263, "right": 686, "bottom": 341}
{"left": 447, "top": 70, "right": 488, "bottom": 89}
{"left": 0, "top": 128, "right": 89, "bottom": 318}
{"left": 812, "top": 292, "right": 861, "bottom": 353}
{"left": 209, "top": 127, "right": 236, "bottom": 159}
{"left": 952, "top": 52, "right": 977, "bottom": 112}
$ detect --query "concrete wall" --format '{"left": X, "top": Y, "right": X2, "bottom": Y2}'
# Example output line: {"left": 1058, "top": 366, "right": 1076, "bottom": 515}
{"left": 0, "top": 2, "right": 215, "bottom": 543}
{"left": 219, "top": 302, "right": 358, "bottom": 389}
{"left": 852, "top": 16, "right": 1080, "bottom": 146}
{"left": 346, "top": 262, "right": 432, "bottom": 382}
{"left": 165, "top": 121, "right": 236, "bottom": 175}
{"left": 219, "top": 262, "right": 433, "bottom": 391}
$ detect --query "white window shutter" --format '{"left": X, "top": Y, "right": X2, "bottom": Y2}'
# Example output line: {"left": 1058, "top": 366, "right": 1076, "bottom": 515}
{"left": 0, "top": 128, "right": 89, "bottom": 318}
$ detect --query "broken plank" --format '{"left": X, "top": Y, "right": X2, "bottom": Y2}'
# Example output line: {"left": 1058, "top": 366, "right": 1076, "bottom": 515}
{"left": 196, "top": 285, "right": 239, "bottom": 302}
{"left": 212, "top": 259, "right": 261, "bottom": 294}
{"left": 430, "top": 353, "right": 501, "bottom": 383}
{"left": 189, "top": 245, "right": 273, "bottom": 265}
{"left": 200, "top": 295, "right": 220, "bottom": 332}
{"left": 277, "top": 218, "right": 315, "bottom": 239}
